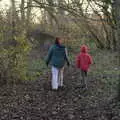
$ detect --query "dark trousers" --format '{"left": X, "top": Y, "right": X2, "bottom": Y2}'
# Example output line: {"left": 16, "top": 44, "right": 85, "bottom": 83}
{"left": 81, "top": 70, "right": 88, "bottom": 88}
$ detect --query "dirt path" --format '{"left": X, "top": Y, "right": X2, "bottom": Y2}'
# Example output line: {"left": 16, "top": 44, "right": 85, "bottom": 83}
{"left": 0, "top": 66, "right": 119, "bottom": 120}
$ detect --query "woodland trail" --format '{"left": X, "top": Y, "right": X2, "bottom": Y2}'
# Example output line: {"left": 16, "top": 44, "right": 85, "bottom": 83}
{"left": 0, "top": 65, "right": 119, "bottom": 120}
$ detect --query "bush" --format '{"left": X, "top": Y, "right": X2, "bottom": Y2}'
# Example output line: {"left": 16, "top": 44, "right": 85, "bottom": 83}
{"left": 0, "top": 33, "right": 31, "bottom": 85}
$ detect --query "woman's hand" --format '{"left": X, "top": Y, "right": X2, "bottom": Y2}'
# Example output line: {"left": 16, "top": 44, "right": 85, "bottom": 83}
{"left": 46, "top": 61, "right": 49, "bottom": 67}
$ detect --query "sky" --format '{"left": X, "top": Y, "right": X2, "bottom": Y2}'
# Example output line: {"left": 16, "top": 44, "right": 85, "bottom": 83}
{"left": 0, "top": 0, "right": 11, "bottom": 9}
{"left": 0, "top": 0, "right": 94, "bottom": 22}
{"left": 0, "top": 0, "right": 97, "bottom": 11}
{"left": 0, "top": 0, "right": 103, "bottom": 19}
{"left": 0, "top": 0, "right": 104, "bottom": 24}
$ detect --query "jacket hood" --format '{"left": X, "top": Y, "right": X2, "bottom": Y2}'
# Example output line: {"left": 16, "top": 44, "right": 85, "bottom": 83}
{"left": 80, "top": 45, "right": 88, "bottom": 53}
{"left": 54, "top": 44, "right": 65, "bottom": 49}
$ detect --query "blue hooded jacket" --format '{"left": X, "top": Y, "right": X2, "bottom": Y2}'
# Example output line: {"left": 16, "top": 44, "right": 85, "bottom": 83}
{"left": 46, "top": 44, "right": 69, "bottom": 68}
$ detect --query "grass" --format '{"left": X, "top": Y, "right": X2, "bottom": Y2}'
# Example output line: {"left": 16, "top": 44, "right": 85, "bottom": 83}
{"left": 69, "top": 48, "right": 119, "bottom": 96}
{"left": 27, "top": 59, "right": 49, "bottom": 80}
{"left": 89, "top": 50, "right": 120, "bottom": 97}
{"left": 28, "top": 48, "right": 119, "bottom": 93}
{"left": 90, "top": 49, "right": 119, "bottom": 75}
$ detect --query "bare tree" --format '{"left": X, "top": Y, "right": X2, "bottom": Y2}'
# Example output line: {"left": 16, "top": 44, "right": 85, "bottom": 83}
{"left": 113, "top": 0, "right": 120, "bottom": 51}
{"left": 20, "top": 0, "right": 25, "bottom": 23}
{"left": 26, "top": 0, "right": 32, "bottom": 27}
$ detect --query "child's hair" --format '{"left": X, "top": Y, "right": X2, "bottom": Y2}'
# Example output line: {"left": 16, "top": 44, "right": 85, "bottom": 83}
{"left": 55, "top": 37, "right": 61, "bottom": 45}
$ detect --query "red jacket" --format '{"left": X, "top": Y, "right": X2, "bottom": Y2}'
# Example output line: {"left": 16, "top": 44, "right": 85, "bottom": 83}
{"left": 76, "top": 45, "right": 92, "bottom": 71}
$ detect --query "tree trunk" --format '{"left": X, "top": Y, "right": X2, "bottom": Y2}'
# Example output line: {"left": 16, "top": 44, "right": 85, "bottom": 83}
{"left": 113, "top": 0, "right": 120, "bottom": 100}
{"left": 11, "top": 0, "right": 16, "bottom": 39}
{"left": 26, "top": 0, "right": 32, "bottom": 37}
{"left": 20, "top": 0, "right": 25, "bottom": 23}
{"left": 113, "top": 0, "right": 120, "bottom": 51}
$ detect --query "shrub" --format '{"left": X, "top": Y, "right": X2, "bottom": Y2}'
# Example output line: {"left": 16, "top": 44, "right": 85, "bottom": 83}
{"left": 0, "top": 33, "right": 31, "bottom": 85}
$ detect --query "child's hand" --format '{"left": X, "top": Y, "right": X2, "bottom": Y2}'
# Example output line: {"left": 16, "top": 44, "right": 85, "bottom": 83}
{"left": 67, "top": 62, "right": 70, "bottom": 66}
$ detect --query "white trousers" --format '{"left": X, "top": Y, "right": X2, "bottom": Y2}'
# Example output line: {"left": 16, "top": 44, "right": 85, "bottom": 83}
{"left": 51, "top": 66, "right": 64, "bottom": 90}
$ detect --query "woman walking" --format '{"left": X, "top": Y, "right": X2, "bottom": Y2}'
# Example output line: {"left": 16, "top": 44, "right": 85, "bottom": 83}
{"left": 46, "top": 37, "right": 70, "bottom": 90}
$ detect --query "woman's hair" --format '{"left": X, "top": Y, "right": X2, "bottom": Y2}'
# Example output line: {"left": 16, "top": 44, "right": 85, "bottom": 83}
{"left": 55, "top": 37, "right": 61, "bottom": 44}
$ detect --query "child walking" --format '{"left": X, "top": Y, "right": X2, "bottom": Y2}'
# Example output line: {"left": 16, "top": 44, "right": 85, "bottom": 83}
{"left": 46, "top": 37, "right": 70, "bottom": 90}
{"left": 76, "top": 45, "right": 92, "bottom": 89}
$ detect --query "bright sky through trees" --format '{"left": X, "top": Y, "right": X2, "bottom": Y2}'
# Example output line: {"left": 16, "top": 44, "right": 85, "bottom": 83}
{"left": 0, "top": 0, "right": 104, "bottom": 23}
{"left": 0, "top": 0, "right": 99, "bottom": 12}
{"left": 0, "top": 0, "right": 10, "bottom": 9}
